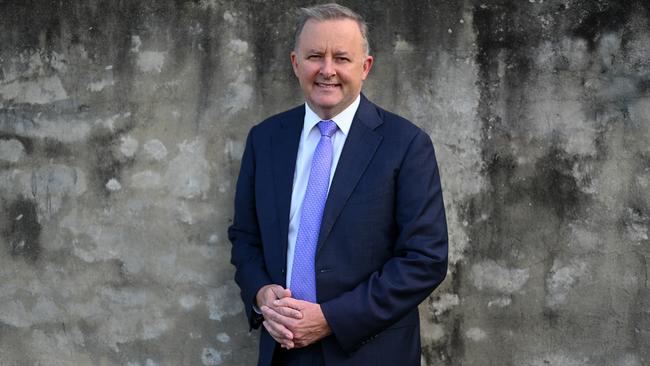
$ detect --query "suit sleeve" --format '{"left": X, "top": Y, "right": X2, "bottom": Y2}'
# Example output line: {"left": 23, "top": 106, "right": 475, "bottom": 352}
{"left": 228, "top": 126, "right": 273, "bottom": 329}
{"left": 320, "top": 129, "right": 448, "bottom": 353}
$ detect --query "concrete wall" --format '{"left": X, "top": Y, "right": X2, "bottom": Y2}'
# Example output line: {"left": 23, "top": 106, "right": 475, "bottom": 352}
{"left": 0, "top": 0, "right": 647, "bottom": 365}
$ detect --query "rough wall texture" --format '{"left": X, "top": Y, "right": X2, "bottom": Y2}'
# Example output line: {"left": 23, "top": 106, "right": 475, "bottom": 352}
{"left": 0, "top": 0, "right": 648, "bottom": 365}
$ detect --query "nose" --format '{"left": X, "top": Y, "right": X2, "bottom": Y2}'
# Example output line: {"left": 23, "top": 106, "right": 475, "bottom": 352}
{"left": 319, "top": 57, "right": 335, "bottom": 78}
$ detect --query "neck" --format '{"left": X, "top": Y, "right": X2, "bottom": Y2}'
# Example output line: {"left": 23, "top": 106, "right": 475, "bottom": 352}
{"left": 306, "top": 96, "right": 361, "bottom": 121}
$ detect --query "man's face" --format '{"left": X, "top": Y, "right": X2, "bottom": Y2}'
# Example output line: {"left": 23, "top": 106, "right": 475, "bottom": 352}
{"left": 291, "top": 18, "right": 373, "bottom": 120}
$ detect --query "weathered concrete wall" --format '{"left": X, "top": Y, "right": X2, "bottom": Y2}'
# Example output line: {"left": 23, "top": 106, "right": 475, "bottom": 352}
{"left": 0, "top": 0, "right": 647, "bottom": 365}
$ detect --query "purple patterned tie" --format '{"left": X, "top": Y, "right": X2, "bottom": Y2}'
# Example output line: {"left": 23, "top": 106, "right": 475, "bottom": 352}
{"left": 290, "top": 120, "right": 338, "bottom": 302}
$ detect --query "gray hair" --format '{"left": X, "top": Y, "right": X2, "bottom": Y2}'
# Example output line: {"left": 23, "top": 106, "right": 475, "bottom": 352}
{"left": 294, "top": 3, "right": 370, "bottom": 55}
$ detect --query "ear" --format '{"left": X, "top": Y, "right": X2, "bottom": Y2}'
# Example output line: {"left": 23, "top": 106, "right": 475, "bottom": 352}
{"left": 290, "top": 51, "right": 299, "bottom": 76}
{"left": 361, "top": 55, "right": 374, "bottom": 80}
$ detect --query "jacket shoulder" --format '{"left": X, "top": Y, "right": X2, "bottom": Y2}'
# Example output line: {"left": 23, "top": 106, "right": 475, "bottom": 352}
{"left": 364, "top": 100, "right": 426, "bottom": 140}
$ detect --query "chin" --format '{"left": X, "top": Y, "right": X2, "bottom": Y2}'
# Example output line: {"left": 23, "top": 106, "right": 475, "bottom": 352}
{"left": 311, "top": 95, "right": 343, "bottom": 107}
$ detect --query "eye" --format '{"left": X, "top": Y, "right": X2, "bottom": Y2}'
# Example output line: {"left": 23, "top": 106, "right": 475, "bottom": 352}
{"left": 307, "top": 54, "right": 322, "bottom": 60}
{"left": 335, "top": 56, "right": 350, "bottom": 62}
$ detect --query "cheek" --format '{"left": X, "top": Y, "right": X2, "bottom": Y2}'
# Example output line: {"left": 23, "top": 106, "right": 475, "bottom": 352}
{"left": 299, "top": 69, "right": 316, "bottom": 81}
{"left": 297, "top": 71, "right": 312, "bottom": 83}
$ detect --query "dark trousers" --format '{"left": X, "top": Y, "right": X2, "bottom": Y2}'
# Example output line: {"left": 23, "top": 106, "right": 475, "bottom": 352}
{"left": 271, "top": 342, "right": 325, "bottom": 366}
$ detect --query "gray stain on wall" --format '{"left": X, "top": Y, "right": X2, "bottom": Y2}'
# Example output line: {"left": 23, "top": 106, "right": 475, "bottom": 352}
{"left": 3, "top": 197, "right": 41, "bottom": 262}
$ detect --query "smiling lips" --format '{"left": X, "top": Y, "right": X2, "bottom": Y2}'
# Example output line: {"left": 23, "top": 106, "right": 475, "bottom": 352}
{"left": 315, "top": 82, "right": 340, "bottom": 89}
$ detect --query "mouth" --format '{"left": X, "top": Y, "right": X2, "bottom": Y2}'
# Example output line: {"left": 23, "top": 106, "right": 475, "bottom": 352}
{"left": 315, "top": 82, "right": 340, "bottom": 89}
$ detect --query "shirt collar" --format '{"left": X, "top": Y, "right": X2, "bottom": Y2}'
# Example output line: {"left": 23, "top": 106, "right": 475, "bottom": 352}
{"left": 303, "top": 95, "right": 360, "bottom": 136}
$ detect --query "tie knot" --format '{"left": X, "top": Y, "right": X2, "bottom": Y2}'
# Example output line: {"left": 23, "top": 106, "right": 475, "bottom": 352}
{"left": 318, "top": 120, "right": 338, "bottom": 138}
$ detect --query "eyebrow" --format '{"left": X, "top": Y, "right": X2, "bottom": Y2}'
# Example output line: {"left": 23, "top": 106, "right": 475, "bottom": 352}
{"left": 303, "top": 49, "right": 351, "bottom": 56}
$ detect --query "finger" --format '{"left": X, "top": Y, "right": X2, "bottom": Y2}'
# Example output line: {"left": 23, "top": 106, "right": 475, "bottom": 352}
{"left": 263, "top": 319, "right": 294, "bottom": 340}
{"left": 274, "top": 305, "right": 303, "bottom": 319}
{"left": 261, "top": 286, "right": 280, "bottom": 307}
{"left": 280, "top": 337, "right": 295, "bottom": 349}
{"left": 273, "top": 297, "right": 305, "bottom": 309}
{"left": 263, "top": 320, "right": 289, "bottom": 340}
{"left": 281, "top": 287, "right": 292, "bottom": 298}
{"left": 271, "top": 286, "right": 291, "bottom": 299}
{"left": 265, "top": 317, "right": 294, "bottom": 339}
{"left": 269, "top": 286, "right": 282, "bottom": 298}
{"left": 263, "top": 320, "right": 283, "bottom": 341}
{"left": 264, "top": 324, "right": 293, "bottom": 349}
{"left": 260, "top": 305, "right": 281, "bottom": 319}
{"left": 261, "top": 306, "right": 299, "bottom": 329}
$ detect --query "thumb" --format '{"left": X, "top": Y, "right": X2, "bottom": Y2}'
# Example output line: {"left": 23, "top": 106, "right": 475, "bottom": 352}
{"left": 270, "top": 286, "right": 289, "bottom": 298}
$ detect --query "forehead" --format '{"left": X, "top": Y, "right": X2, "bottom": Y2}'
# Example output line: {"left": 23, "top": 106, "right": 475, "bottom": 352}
{"left": 296, "top": 18, "right": 364, "bottom": 51}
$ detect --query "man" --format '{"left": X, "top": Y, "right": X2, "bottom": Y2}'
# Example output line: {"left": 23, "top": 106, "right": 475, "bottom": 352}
{"left": 228, "top": 4, "right": 448, "bottom": 365}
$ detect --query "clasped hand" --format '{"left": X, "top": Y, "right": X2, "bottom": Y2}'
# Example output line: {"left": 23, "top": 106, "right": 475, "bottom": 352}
{"left": 256, "top": 284, "right": 331, "bottom": 349}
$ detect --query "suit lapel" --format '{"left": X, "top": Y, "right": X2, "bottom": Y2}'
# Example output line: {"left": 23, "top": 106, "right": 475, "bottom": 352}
{"left": 316, "top": 96, "right": 383, "bottom": 256}
{"left": 271, "top": 106, "right": 304, "bottom": 269}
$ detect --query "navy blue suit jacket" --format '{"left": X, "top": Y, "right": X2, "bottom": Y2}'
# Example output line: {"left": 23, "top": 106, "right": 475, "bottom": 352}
{"left": 229, "top": 95, "right": 448, "bottom": 366}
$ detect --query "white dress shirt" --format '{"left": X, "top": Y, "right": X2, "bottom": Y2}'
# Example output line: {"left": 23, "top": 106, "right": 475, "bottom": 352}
{"left": 285, "top": 95, "right": 360, "bottom": 288}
